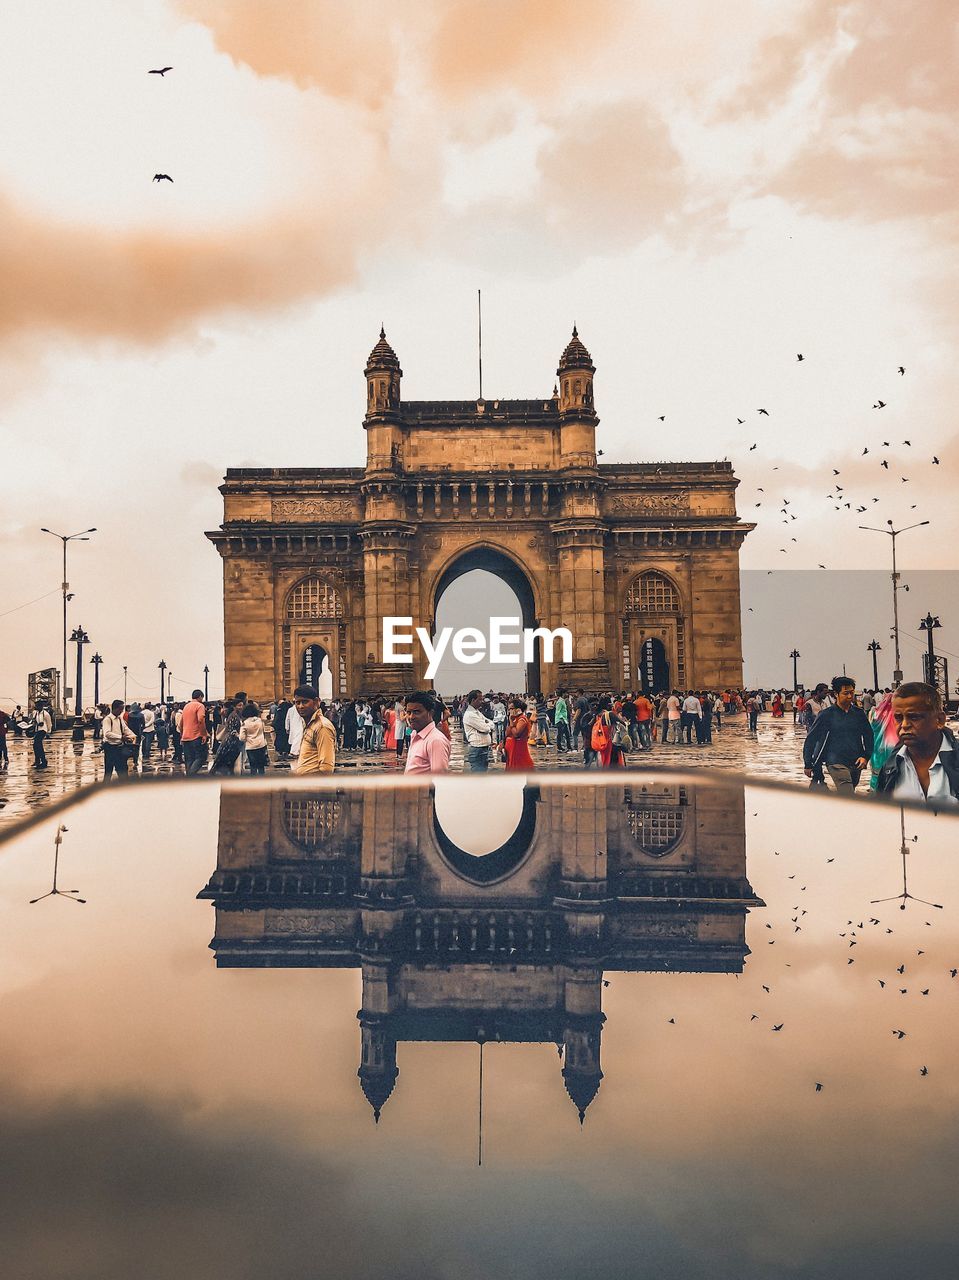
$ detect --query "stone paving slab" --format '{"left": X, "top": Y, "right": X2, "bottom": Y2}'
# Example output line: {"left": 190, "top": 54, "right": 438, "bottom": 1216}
{"left": 0, "top": 713, "right": 861, "bottom": 828}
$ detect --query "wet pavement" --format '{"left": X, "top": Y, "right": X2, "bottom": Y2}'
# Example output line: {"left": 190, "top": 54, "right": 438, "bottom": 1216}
{"left": 0, "top": 712, "right": 869, "bottom": 827}
{"left": 1, "top": 773, "right": 957, "bottom": 1279}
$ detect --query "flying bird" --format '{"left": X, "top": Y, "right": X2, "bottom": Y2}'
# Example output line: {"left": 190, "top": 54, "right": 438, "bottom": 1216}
{"left": 874, "top": 400, "right": 886, "bottom": 408}
{"left": 898, "top": 366, "right": 905, "bottom": 375}
{"left": 658, "top": 415, "right": 665, "bottom": 421}
{"left": 818, "top": 563, "right": 826, "bottom": 569}
{"left": 153, "top": 173, "right": 173, "bottom": 182}
{"left": 772, "top": 1024, "right": 784, "bottom": 1032}
{"left": 881, "top": 460, "right": 889, "bottom": 469}
{"left": 749, "top": 443, "right": 757, "bottom": 450}
{"left": 797, "top": 353, "right": 804, "bottom": 361}
{"left": 933, "top": 456, "right": 940, "bottom": 465}
{"left": 815, "top": 1082, "right": 822, "bottom": 1092}
{"left": 920, "top": 1066, "right": 929, "bottom": 1076}
{"left": 833, "top": 469, "right": 840, "bottom": 475}
{"left": 903, "top": 440, "right": 911, "bottom": 446}
{"left": 737, "top": 418, "right": 745, "bottom": 424}
{"left": 757, "top": 408, "right": 769, "bottom": 415}
{"left": 148, "top": 67, "right": 173, "bottom": 75}
{"left": 892, "top": 1029, "right": 906, "bottom": 1039}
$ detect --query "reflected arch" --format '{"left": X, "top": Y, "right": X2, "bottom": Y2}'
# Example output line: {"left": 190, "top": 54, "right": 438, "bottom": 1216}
{"left": 432, "top": 785, "right": 540, "bottom": 884}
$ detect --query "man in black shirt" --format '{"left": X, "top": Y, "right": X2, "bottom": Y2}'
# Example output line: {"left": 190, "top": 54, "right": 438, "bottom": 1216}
{"left": 802, "top": 675, "right": 872, "bottom": 795}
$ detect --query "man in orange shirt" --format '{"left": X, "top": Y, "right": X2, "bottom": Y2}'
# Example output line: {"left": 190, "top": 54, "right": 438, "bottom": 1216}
{"left": 634, "top": 692, "right": 654, "bottom": 751}
{"left": 180, "top": 689, "right": 209, "bottom": 775}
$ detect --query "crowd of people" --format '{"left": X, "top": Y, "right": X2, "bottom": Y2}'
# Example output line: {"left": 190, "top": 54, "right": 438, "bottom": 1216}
{"left": 1, "top": 676, "right": 955, "bottom": 805}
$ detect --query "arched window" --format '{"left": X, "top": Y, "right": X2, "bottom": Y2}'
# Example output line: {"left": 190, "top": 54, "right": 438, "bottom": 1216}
{"left": 625, "top": 571, "right": 680, "bottom": 614}
{"left": 624, "top": 786, "right": 687, "bottom": 857}
{"left": 286, "top": 577, "right": 343, "bottom": 620}
{"left": 283, "top": 797, "right": 341, "bottom": 851}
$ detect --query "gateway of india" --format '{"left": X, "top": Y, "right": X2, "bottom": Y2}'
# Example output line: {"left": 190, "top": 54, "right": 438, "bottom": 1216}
{"left": 208, "top": 328, "right": 752, "bottom": 700}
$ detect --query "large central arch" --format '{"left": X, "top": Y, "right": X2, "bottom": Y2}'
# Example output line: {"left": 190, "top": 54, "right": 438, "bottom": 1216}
{"left": 431, "top": 545, "right": 541, "bottom": 694}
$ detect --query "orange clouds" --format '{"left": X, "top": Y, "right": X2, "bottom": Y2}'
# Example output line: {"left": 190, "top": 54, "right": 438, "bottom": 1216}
{"left": 425, "top": 0, "right": 626, "bottom": 101}
{"left": 537, "top": 100, "right": 685, "bottom": 242}
{"left": 0, "top": 197, "right": 364, "bottom": 343}
{"left": 176, "top": 0, "right": 398, "bottom": 108}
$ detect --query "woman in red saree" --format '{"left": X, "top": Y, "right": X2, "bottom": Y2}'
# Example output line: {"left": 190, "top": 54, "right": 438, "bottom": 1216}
{"left": 771, "top": 692, "right": 784, "bottom": 719}
{"left": 503, "top": 700, "right": 535, "bottom": 771}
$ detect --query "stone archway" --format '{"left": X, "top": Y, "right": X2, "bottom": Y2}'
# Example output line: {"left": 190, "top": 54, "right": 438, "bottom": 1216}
{"left": 431, "top": 545, "right": 541, "bottom": 694}
{"left": 280, "top": 575, "right": 346, "bottom": 700}
{"left": 622, "top": 570, "right": 686, "bottom": 692}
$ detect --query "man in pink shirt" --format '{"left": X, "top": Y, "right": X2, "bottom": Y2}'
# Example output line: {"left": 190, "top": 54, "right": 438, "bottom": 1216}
{"left": 403, "top": 692, "right": 451, "bottom": 774}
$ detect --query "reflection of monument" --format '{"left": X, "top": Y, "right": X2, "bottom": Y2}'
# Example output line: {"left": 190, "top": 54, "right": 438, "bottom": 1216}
{"left": 199, "top": 781, "right": 762, "bottom": 1122}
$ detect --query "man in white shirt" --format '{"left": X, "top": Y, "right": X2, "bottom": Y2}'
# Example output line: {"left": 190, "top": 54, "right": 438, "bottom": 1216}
{"left": 877, "top": 682, "right": 959, "bottom": 806}
{"left": 286, "top": 700, "right": 304, "bottom": 761}
{"left": 681, "top": 692, "right": 703, "bottom": 744}
{"left": 101, "top": 698, "right": 137, "bottom": 780}
{"left": 141, "top": 702, "right": 157, "bottom": 763}
{"left": 32, "top": 702, "right": 53, "bottom": 768}
{"left": 462, "top": 689, "right": 496, "bottom": 771}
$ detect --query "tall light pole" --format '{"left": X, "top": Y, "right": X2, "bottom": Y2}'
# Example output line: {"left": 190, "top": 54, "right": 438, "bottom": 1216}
{"left": 858, "top": 520, "right": 929, "bottom": 687}
{"left": 867, "top": 639, "right": 881, "bottom": 691}
{"left": 69, "top": 625, "right": 89, "bottom": 716}
{"left": 158, "top": 660, "right": 167, "bottom": 704}
{"left": 41, "top": 526, "right": 97, "bottom": 716}
{"left": 919, "top": 613, "right": 941, "bottom": 686}
{"left": 91, "top": 651, "right": 103, "bottom": 706}
{"left": 123, "top": 665, "right": 128, "bottom": 704}
{"left": 789, "top": 648, "right": 800, "bottom": 692}
{"left": 203, "top": 664, "right": 209, "bottom": 701}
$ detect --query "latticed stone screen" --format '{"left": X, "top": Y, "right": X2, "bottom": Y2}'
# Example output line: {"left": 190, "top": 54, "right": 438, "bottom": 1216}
{"left": 283, "top": 797, "right": 341, "bottom": 850}
{"left": 625, "top": 571, "right": 680, "bottom": 613}
{"left": 286, "top": 577, "right": 343, "bottom": 620}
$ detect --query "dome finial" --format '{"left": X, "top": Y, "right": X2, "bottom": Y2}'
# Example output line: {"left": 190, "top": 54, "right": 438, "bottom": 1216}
{"left": 572, "top": 323, "right": 578, "bottom": 338}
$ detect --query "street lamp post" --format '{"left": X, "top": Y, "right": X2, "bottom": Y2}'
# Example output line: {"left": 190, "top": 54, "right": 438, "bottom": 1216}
{"left": 867, "top": 640, "right": 881, "bottom": 691}
{"left": 123, "top": 665, "right": 128, "bottom": 703}
{"left": 789, "top": 648, "right": 800, "bottom": 692}
{"left": 90, "top": 652, "right": 103, "bottom": 706}
{"left": 159, "top": 660, "right": 167, "bottom": 704}
{"left": 40, "top": 526, "right": 97, "bottom": 716}
{"left": 203, "top": 664, "right": 209, "bottom": 701}
{"left": 858, "top": 520, "right": 930, "bottom": 687}
{"left": 69, "top": 625, "right": 89, "bottom": 716}
{"left": 919, "top": 613, "right": 941, "bottom": 686}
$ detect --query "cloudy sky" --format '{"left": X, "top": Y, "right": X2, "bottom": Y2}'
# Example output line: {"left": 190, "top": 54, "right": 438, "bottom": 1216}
{"left": 1, "top": 0, "right": 957, "bottom": 704}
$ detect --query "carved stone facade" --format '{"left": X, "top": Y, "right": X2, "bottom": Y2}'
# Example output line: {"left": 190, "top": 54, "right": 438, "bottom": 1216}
{"left": 207, "top": 328, "right": 753, "bottom": 699}
{"left": 199, "top": 779, "right": 762, "bottom": 1122}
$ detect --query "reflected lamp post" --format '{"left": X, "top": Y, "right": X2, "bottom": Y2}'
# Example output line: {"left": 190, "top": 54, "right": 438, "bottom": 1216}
{"left": 858, "top": 520, "right": 930, "bottom": 686}
{"left": 40, "top": 526, "right": 97, "bottom": 715}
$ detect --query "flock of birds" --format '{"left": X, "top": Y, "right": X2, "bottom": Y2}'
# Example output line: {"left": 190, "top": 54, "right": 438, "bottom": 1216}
{"left": 149, "top": 65, "right": 174, "bottom": 184}
{"left": 653, "top": 820, "right": 954, "bottom": 1094}
{"left": 653, "top": 354, "right": 944, "bottom": 573}
{"left": 736, "top": 357, "right": 942, "bottom": 568}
